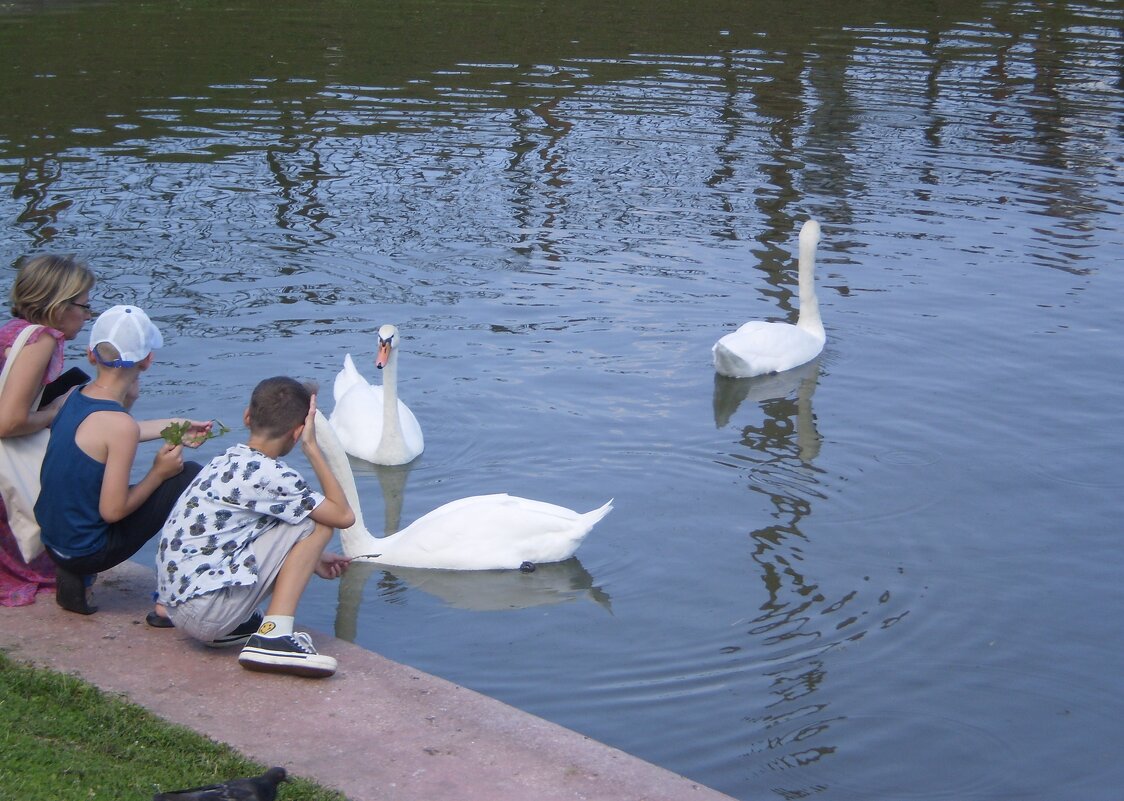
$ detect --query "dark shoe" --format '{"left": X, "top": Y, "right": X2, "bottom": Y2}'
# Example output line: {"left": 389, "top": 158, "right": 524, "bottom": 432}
{"left": 205, "top": 610, "right": 264, "bottom": 649}
{"left": 145, "top": 610, "right": 174, "bottom": 628}
{"left": 238, "top": 631, "right": 337, "bottom": 678}
{"left": 55, "top": 566, "right": 97, "bottom": 615}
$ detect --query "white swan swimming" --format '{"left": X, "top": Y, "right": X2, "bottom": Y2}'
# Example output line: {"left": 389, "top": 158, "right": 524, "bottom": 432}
{"left": 713, "top": 219, "right": 825, "bottom": 378}
{"left": 314, "top": 410, "right": 612, "bottom": 570}
{"left": 329, "top": 324, "right": 424, "bottom": 466}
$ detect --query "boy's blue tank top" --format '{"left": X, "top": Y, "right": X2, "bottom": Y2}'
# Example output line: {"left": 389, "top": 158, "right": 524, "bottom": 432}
{"left": 36, "top": 391, "right": 126, "bottom": 558}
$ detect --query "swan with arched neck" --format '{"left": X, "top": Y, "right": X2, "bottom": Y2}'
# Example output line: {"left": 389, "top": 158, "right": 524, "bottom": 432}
{"left": 314, "top": 410, "right": 612, "bottom": 570}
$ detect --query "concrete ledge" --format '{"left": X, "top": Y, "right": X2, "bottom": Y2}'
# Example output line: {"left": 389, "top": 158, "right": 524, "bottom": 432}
{"left": 0, "top": 561, "right": 736, "bottom": 801}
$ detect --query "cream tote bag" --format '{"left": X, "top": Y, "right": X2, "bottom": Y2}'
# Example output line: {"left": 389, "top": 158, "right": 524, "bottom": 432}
{"left": 0, "top": 324, "right": 50, "bottom": 562}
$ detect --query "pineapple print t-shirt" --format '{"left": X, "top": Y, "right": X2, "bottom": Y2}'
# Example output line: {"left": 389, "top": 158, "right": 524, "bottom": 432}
{"left": 157, "top": 443, "right": 324, "bottom": 605}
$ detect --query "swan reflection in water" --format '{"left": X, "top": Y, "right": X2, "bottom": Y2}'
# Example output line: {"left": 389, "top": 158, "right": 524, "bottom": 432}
{"left": 716, "top": 359, "right": 907, "bottom": 780}
{"left": 713, "top": 357, "right": 823, "bottom": 464}
{"left": 714, "top": 358, "right": 842, "bottom": 776}
{"left": 355, "top": 459, "right": 412, "bottom": 537}
{"left": 332, "top": 459, "right": 612, "bottom": 642}
{"left": 335, "top": 557, "right": 611, "bottom": 641}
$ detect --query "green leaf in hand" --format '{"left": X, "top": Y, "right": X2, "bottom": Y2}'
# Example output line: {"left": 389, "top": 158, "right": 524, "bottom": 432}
{"left": 160, "top": 419, "right": 231, "bottom": 446}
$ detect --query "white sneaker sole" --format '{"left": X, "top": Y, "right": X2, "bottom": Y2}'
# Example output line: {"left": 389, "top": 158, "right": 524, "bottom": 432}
{"left": 238, "top": 648, "right": 337, "bottom": 678}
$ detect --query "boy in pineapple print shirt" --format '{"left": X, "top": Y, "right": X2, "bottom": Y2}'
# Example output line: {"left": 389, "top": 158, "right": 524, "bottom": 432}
{"left": 156, "top": 376, "right": 354, "bottom": 678}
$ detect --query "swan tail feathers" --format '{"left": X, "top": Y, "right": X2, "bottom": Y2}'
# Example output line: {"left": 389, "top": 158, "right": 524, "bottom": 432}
{"left": 713, "top": 340, "right": 756, "bottom": 378}
{"left": 333, "top": 353, "right": 365, "bottom": 404}
{"left": 583, "top": 499, "right": 614, "bottom": 528}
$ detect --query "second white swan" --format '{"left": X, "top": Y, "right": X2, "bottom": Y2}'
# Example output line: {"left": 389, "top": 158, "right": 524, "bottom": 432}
{"left": 314, "top": 410, "right": 612, "bottom": 570}
{"left": 329, "top": 323, "right": 424, "bottom": 465}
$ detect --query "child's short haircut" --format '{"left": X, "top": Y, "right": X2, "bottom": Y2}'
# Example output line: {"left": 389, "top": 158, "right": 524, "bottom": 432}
{"left": 93, "top": 342, "right": 123, "bottom": 364}
{"left": 248, "top": 377, "right": 316, "bottom": 438}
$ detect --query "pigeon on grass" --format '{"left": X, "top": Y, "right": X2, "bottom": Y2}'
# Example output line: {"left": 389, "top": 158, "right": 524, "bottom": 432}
{"left": 152, "top": 766, "right": 288, "bottom": 801}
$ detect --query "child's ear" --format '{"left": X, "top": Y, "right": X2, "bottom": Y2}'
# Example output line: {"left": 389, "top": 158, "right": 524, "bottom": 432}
{"left": 242, "top": 407, "right": 252, "bottom": 428}
{"left": 293, "top": 424, "right": 306, "bottom": 443}
{"left": 86, "top": 348, "right": 97, "bottom": 366}
{"left": 138, "top": 353, "right": 155, "bottom": 371}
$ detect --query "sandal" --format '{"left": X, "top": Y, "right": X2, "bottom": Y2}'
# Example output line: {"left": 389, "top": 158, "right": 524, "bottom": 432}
{"left": 145, "top": 610, "right": 175, "bottom": 628}
{"left": 55, "top": 566, "right": 97, "bottom": 615}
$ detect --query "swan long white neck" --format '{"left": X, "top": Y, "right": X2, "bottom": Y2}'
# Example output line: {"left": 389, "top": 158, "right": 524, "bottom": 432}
{"left": 314, "top": 410, "right": 382, "bottom": 556}
{"left": 373, "top": 336, "right": 416, "bottom": 465}
{"left": 377, "top": 344, "right": 402, "bottom": 455}
{"left": 795, "top": 219, "right": 824, "bottom": 341}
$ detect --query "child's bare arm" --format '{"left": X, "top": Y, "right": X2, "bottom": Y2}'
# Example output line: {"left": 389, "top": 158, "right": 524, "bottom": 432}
{"left": 98, "top": 413, "right": 184, "bottom": 522}
{"left": 300, "top": 395, "right": 355, "bottom": 530}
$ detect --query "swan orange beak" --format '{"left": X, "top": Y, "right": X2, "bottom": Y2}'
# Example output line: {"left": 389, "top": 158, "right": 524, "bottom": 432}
{"left": 375, "top": 337, "right": 393, "bottom": 370}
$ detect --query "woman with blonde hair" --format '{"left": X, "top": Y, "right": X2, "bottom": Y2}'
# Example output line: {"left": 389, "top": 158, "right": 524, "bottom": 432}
{"left": 0, "top": 254, "right": 95, "bottom": 605}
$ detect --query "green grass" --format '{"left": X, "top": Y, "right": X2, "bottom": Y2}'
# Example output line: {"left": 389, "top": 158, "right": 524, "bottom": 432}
{"left": 0, "top": 651, "right": 348, "bottom": 801}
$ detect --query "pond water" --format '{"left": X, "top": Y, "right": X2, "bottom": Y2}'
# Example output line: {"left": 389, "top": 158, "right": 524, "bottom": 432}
{"left": 2, "top": 1, "right": 1123, "bottom": 799}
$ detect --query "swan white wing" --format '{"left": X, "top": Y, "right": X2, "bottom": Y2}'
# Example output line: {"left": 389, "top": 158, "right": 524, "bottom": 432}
{"left": 328, "top": 382, "right": 423, "bottom": 465}
{"left": 333, "top": 353, "right": 369, "bottom": 405}
{"left": 328, "top": 382, "right": 387, "bottom": 462}
{"left": 713, "top": 321, "right": 824, "bottom": 378}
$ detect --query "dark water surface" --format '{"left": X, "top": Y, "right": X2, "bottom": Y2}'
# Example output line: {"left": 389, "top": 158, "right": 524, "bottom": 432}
{"left": 2, "top": 2, "right": 1122, "bottom": 799}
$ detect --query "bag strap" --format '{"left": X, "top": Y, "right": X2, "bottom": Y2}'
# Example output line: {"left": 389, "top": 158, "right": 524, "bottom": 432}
{"left": 0, "top": 324, "right": 47, "bottom": 406}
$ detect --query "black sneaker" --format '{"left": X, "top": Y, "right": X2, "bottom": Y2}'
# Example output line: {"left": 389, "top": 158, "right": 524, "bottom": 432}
{"left": 205, "top": 610, "right": 265, "bottom": 649}
{"left": 56, "top": 566, "right": 97, "bottom": 615}
{"left": 238, "top": 631, "right": 337, "bottom": 678}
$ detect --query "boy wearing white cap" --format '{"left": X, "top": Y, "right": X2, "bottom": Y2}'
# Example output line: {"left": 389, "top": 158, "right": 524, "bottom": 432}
{"left": 36, "top": 305, "right": 212, "bottom": 616}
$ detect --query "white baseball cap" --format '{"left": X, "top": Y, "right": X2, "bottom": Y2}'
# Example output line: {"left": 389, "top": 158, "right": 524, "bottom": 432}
{"left": 89, "top": 305, "right": 163, "bottom": 367}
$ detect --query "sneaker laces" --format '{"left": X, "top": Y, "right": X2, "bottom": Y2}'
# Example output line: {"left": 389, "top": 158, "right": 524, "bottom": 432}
{"left": 292, "top": 631, "right": 319, "bottom": 654}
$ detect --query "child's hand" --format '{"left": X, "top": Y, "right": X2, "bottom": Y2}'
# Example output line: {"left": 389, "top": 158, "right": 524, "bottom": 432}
{"left": 153, "top": 442, "right": 184, "bottom": 479}
{"left": 179, "top": 420, "right": 214, "bottom": 448}
{"left": 300, "top": 394, "right": 319, "bottom": 452}
{"left": 160, "top": 419, "right": 228, "bottom": 446}
{"left": 315, "top": 552, "right": 350, "bottom": 580}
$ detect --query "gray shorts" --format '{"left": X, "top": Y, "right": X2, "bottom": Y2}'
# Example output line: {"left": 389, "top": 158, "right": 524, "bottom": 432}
{"left": 165, "top": 518, "right": 315, "bottom": 642}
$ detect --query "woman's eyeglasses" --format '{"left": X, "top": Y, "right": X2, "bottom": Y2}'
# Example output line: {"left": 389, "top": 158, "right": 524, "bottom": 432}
{"left": 70, "top": 301, "right": 94, "bottom": 312}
